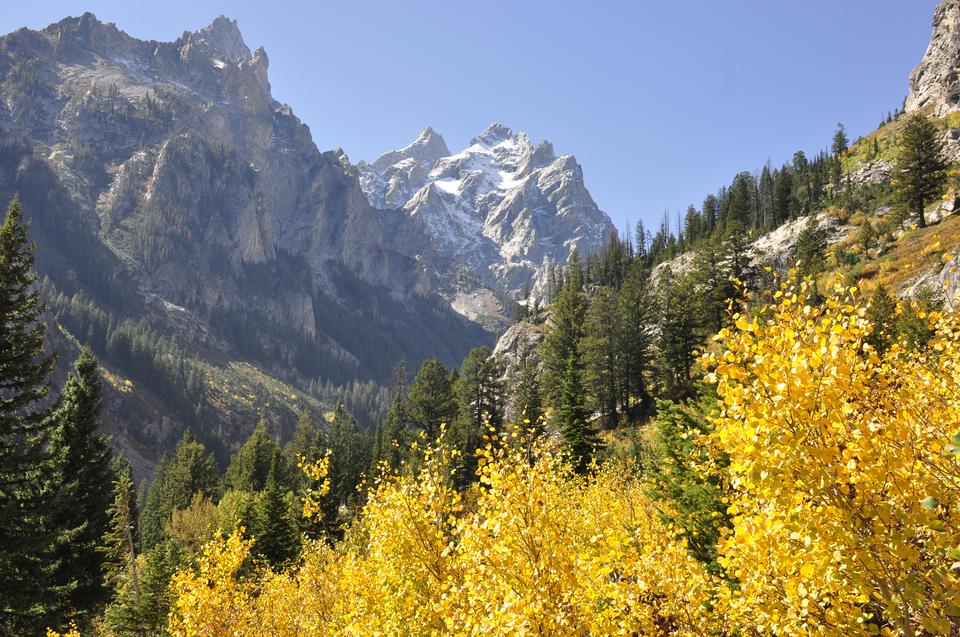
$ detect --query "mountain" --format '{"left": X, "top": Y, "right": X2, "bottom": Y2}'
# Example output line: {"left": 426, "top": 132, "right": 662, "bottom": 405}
{"left": 358, "top": 124, "right": 615, "bottom": 327}
{"left": 0, "top": 14, "right": 496, "bottom": 472}
{"left": 907, "top": 0, "right": 960, "bottom": 117}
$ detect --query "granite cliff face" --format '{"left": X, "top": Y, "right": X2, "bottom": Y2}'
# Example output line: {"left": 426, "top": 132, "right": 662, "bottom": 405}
{"left": 359, "top": 124, "right": 615, "bottom": 326}
{"left": 907, "top": 0, "right": 960, "bottom": 116}
{"left": 0, "top": 14, "right": 491, "bottom": 467}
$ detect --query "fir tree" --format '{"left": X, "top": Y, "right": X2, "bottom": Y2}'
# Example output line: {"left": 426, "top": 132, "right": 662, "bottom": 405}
{"left": 453, "top": 347, "right": 505, "bottom": 484}
{"left": 656, "top": 271, "right": 701, "bottom": 401}
{"left": 47, "top": 348, "right": 115, "bottom": 627}
{"left": 793, "top": 217, "right": 829, "bottom": 297}
{"left": 581, "top": 287, "right": 620, "bottom": 429}
{"left": 253, "top": 451, "right": 299, "bottom": 566}
{"left": 643, "top": 395, "right": 729, "bottom": 570}
{"left": 224, "top": 422, "right": 283, "bottom": 493}
{"left": 0, "top": 197, "right": 59, "bottom": 635}
{"left": 557, "top": 355, "right": 599, "bottom": 474}
{"left": 512, "top": 357, "right": 543, "bottom": 429}
{"left": 406, "top": 358, "right": 457, "bottom": 440}
{"left": 894, "top": 114, "right": 947, "bottom": 229}
{"left": 866, "top": 284, "right": 897, "bottom": 357}
{"left": 104, "top": 540, "right": 181, "bottom": 636}
{"left": 138, "top": 431, "right": 218, "bottom": 551}
{"left": 616, "top": 261, "right": 655, "bottom": 419}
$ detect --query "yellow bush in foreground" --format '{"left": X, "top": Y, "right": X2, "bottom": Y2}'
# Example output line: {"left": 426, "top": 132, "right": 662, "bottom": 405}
{"left": 166, "top": 441, "right": 721, "bottom": 636}
{"left": 707, "top": 283, "right": 960, "bottom": 636}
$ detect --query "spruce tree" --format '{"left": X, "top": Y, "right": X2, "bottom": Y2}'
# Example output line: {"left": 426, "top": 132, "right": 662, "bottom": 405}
{"left": 866, "top": 284, "right": 897, "bottom": 357}
{"left": 47, "top": 348, "right": 115, "bottom": 627}
{"left": 453, "top": 347, "right": 505, "bottom": 484}
{"left": 616, "top": 261, "right": 655, "bottom": 419}
{"left": 406, "top": 358, "right": 457, "bottom": 440}
{"left": 138, "top": 431, "right": 218, "bottom": 551}
{"left": 253, "top": 451, "right": 298, "bottom": 566}
{"left": 656, "top": 271, "right": 701, "bottom": 401}
{"left": 224, "top": 422, "right": 282, "bottom": 493}
{"left": 557, "top": 355, "right": 599, "bottom": 474}
{"left": 894, "top": 114, "right": 947, "bottom": 229}
{"left": 101, "top": 459, "right": 139, "bottom": 601}
{"left": 512, "top": 358, "right": 543, "bottom": 429}
{"left": 0, "top": 197, "right": 59, "bottom": 635}
{"left": 581, "top": 287, "right": 620, "bottom": 429}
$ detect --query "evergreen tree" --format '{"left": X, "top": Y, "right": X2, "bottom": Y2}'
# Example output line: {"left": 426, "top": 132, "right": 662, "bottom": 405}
{"left": 104, "top": 540, "right": 181, "bottom": 637}
{"left": 224, "top": 422, "right": 282, "bottom": 493}
{"left": 0, "top": 197, "right": 60, "bottom": 635}
{"left": 47, "top": 348, "right": 115, "bottom": 627}
{"left": 138, "top": 456, "right": 169, "bottom": 551}
{"left": 253, "top": 451, "right": 298, "bottom": 566}
{"left": 616, "top": 261, "right": 655, "bottom": 419}
{"left": 325, "top": 402, "right": 369, "bottom": 511}
{"left": 380, "top": 389, "right": 409, "bottom": 471}
{"left": 101, "top": 459, "right": 139, "bottom": 600}
{"left": 100, "top": 460, "right": 142, "bottom": 636}
{"left": 866, "top": 284, "right": 897, "bottom": 357}
{"left": 512, "top": 357, "right": 543, "bottom": 429}
{"left": 832, "top": 122, "right": 849, "bottom": 184}
{"left": 581, "top": 287, "right": 620, "bottom": 429}
{"left": 643, "top": 395, "right": 729, "bottom": 570}
{"left": 406, "top": 358, "right": 457, "bottom": 440}
{"left": 138, "top": 431, "right": 218, "bottom": 551}
{"left": 540, "top": 263, "right": 588, "bottom": 405}
{"left": 894, "top": 114, "right": 947, "bottom": 229}
{"left": 453, "top": 347, "right": 505, "bottom": 484}
{"left": 793, "top": 217, "right": 829, "bottom": 295}
{"left": 557, "top": 355, "right": 599, "bottom": 474}
{"left": 656, "top": 271, "right": 701, "bottom": 401}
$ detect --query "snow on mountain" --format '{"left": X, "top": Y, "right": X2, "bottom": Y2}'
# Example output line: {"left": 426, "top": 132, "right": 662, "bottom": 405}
{"left": 359, "top": 123, "right": 615, "bottom": 317}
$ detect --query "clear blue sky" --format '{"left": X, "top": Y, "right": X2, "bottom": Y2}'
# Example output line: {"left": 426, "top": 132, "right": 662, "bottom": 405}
{"left": 0, "top": 1, "right": 941, "bottom": 233}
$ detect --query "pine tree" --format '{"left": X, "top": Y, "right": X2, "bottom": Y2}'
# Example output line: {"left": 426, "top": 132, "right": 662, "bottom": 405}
{"left": 47, "top": 348, "right": 115, "bottom": 627}
{"left": 793, "top": 217, "right": 829, "bottom": 295}
{"left": 643, "top": 395, "right": 729, "bottom": 569}
{"left": 101, "top": 459, "right": 139, "bottom": 599}
{"left": 557, "top": 355, "right": 599, "bottom": 474}
{"left": 866, "top": 284, "right": 897, "bottom": 357}
{"left": 381, "top": 390, "right": 409, "bottom": 471}
{"left": 406, "top": 358, "right": 457, "bottom": 440}
{"left": 894, "top": 114, "right": 947, "bottom": 229}
{"left": 0, "top": 197, "right": 60, "bottom": 635}
{"left": 100, "top": 460, "right": 142, "bottom": 636}
{"left": 512, "top": 358, "right": 543, "bottom": 429}
{"left": 581, "top": 287, "right": 620, "bottom": 429}
{"left": 104, "top": 540, "right": 181, "bottom": 636}
{"left": 253, "top": 451, "right": 298, "bottom": 566}
{"left": 541, "top": 263, "right": 588, "bottom": 405}
{"left": 224, "top": 422, "right": 282, "bottom": 493}
{"left": 616, "top": 261, "right": 655, "bottom": 420}
{"left": 656, "top": 271, "right": 701, "bottom": 401}
{"left": 453, "top": 347, "right": 505, "bottom": 484}
{"left": 138, "top": 431, "right": 218, "bottom": 551}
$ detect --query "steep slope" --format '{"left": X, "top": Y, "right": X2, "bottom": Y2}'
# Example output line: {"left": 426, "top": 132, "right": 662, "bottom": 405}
{"left": 907, "top": 0, "right": 960, "bottom": 117}
{"left": 359, "top": 124, "right": 615, "bottom": 324}
{"left": 0, "top": 14, "right": 491, "bottom": 470}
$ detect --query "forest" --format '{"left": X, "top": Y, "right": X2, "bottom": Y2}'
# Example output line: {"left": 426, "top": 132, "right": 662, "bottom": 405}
{"left": 2, "top": 112, "right": 959, "bottom": 636}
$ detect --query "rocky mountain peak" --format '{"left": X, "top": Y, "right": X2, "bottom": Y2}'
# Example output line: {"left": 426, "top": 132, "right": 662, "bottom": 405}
{"left": 907, "top": 0, "right": 960, "bottom": 116}
{"left": 471, "top": 122, "right": 514, "bottom": 147}
{"left": 187, "top": 15, "right": 251, "bottom": 62}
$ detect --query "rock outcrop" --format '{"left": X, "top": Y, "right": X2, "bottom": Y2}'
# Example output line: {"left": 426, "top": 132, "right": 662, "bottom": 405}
{"left": 907, "top": 0, "right": 960, "bottom": 116}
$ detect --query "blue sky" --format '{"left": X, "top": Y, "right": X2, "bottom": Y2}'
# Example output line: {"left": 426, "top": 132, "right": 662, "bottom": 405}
{"left": 0, "top": 1, "right": 941, "bottom": 232}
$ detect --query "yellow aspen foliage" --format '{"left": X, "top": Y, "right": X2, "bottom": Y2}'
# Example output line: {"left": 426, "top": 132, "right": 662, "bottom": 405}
{"left": 166, "top": 436, "right": 720, "bottom": 636}
{"left": 706, "top": 280, "right": 960, "bottom": 636}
